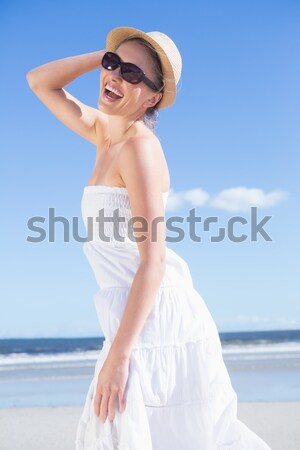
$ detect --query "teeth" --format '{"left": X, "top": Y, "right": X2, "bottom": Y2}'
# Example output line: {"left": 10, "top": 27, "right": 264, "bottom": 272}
{"left": 105, "top": 83, "right": 124, "bottom": 98}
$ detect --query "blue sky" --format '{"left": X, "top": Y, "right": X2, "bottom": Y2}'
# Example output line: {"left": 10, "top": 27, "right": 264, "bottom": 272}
{"left": 1, "top": 0, "right": 299, "bottom": 338}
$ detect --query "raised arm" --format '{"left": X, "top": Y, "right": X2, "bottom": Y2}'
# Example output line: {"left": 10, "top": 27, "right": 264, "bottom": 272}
{"left": 26, "top": 50, "right": 108, "bottom": 145}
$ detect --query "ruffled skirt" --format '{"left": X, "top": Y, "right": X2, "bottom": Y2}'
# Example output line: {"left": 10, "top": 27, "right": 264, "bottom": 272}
{"left": 75, "top": 284, "right": 272, "bottom": 450}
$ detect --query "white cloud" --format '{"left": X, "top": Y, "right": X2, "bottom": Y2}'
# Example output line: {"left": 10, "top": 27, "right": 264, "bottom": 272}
{"left": 210, "top": 187, "right": 289, "bottom": 212}
{"left": 166, "top": 188, "right": 210, "bottom": 211}
{"left": 166, "top": 186, "right": 289, "bottom": 212}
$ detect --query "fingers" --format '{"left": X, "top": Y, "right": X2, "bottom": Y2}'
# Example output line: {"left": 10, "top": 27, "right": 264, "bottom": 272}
{"left": 118, "top": 389, "right": 126, "bottom": 413}
{"left": 94, "top": 388, "right": 126, "bottom": 423}
{"left": 107, "top": 390, "right": 118, "bottom": 422}
{"left": 93, "top": 390, "right": 102, "bottom": 417}
{"left": 99, "top": 390, "right": 110, "bottom": 423}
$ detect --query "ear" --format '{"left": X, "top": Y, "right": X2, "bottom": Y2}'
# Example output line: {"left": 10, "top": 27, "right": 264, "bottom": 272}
{"left": 143, "top": 92, "right": 163, "bottom": 108}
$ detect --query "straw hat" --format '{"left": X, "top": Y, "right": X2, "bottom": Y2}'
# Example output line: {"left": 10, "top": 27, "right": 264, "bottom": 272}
{"left": 105, "top": 26, "right": 182, "bottom": 110}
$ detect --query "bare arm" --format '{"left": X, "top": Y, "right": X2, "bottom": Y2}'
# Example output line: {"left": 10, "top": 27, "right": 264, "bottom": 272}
{"left": 108, "top": 136, "right": 167, "bottom": 359}
{"left": 26, "top": 50, "right": 107, "bottom": 145}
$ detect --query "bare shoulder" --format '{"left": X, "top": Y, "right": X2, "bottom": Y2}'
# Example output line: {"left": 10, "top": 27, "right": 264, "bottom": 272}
{"left": 118, "top": 130, "right": 169, "bottom": 193}
{"left": 119, "top": 131, "right": 164, "bottom": 168}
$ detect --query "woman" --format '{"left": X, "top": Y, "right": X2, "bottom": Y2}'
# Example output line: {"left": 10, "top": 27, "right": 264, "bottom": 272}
{"left": 27, "top": 26, "right": 272, "bottom": 450}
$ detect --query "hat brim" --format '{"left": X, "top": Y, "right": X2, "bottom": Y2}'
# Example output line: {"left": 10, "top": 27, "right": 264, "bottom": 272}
{"left": 105, "top": 26, "right": 176, "bottom": 110}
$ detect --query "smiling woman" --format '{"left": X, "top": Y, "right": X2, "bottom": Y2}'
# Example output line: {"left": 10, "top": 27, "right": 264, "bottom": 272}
{"left": 97, "top": 34, "right": 167, "bottom": 134}
{"left": 26, "top": 25, "right": 272, "bottom": 450}
{"left": 100, "top": 45, "right": 163, "bottom": 128}
{"left": 107, "top": 37, "right": 165, "bottom": 129}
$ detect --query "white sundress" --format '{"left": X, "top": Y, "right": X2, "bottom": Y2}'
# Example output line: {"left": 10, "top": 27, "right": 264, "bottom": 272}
{"left": 75, "top": 184, "right": 272, "bottom": 450}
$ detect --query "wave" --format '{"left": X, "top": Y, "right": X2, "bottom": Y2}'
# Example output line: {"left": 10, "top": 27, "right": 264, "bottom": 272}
{"left": 1, "top": 341, "right": 300, "bottom": 368}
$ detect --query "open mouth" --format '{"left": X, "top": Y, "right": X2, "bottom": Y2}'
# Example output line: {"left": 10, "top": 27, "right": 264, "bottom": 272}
{"left": 103, "top": 83, "right": 124, "bottom": 101}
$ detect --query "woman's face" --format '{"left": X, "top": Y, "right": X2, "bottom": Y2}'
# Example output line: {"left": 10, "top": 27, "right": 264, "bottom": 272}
{"left": 98, "top": 40, "right": 162, "bottom": 118}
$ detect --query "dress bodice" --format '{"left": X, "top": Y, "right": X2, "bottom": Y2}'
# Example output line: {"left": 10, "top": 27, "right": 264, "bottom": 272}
{"left": 81, "top": 185, "right": 169, "bottom": 247}
{"left": 80, "top": 185, "right": 193, "bottom": 291}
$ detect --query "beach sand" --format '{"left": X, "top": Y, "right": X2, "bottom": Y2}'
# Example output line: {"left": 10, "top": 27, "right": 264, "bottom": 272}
{"left": 0, "top": 402, "right": 298, "bottom": 450}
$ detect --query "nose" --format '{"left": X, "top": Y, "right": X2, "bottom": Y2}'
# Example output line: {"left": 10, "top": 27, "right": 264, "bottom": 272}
{"left": 110, "top": 67, "right": 122, "bottom": 82}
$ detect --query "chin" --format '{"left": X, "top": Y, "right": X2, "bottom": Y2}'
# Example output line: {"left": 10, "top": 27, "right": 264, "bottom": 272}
{"left": 97, "top": 102, "right": 120, "bottom": 117}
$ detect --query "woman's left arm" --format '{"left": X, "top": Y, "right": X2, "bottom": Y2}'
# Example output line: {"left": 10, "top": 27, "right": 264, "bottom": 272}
{"left": 94, "top": 135, "right": 168, "bottom": 423}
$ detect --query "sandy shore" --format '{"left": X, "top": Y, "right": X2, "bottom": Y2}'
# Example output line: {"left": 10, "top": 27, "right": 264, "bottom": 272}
{"left": 0, "top": 402, "right": 298, "bottom": 450}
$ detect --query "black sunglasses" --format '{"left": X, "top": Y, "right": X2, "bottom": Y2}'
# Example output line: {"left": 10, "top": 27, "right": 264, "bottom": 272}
{"left": 101, "top": 51, "right": 163, "bottom": 92}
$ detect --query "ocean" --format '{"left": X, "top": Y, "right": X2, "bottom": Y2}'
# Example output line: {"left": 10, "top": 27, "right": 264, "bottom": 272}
{"left": 0, "top": 329, "right": 299, "bottom": 408}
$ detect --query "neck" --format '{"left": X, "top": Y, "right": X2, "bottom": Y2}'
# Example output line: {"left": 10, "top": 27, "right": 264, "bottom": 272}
{"left": 107, "top": 116, "right": 134, "bottom": 144}
{"left": 105, "top": 110, "right": 145, "bottom": 146}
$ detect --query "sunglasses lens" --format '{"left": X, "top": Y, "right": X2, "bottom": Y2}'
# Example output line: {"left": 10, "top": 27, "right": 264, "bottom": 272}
{"left": 121, "top": 63, "right": 143, "bottom": 84}
{"left": 101, "top": 53, "right": 145, "bottom": 85}
{"left": 102, "top": 52, "right": 120, "bottom": 70}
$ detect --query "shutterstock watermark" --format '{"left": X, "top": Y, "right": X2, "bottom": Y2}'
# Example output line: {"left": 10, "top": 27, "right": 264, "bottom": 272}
{"left": 26, "top": 206, "right": 273, "bottom": 244}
